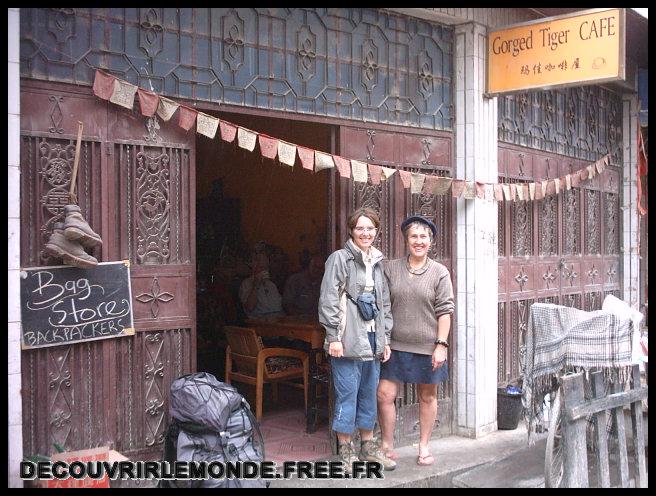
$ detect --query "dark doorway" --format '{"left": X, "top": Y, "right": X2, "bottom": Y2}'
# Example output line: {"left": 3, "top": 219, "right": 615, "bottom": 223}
{"left": 194, "top": 111, "right": 332, "bottom": 456}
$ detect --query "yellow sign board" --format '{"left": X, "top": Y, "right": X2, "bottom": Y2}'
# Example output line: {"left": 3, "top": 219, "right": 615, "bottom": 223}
{"left": 487, "top": 8, "right": 625, "bottom": 95}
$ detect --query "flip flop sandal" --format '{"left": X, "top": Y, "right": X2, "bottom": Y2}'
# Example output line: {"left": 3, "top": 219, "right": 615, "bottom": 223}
{"left": 417, "top": 454, "right": 435, "bottom": 466}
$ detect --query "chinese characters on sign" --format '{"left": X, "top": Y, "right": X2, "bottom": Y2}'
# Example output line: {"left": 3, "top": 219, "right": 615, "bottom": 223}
{"left": 487, "top": 8, "right": 625, "bottom": 95}
{"left": 520, "top": 58, "right": 580, "bottom": 76}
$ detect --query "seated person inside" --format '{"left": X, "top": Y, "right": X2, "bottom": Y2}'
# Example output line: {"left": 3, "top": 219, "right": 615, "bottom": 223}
{"left": 239, "top": 253, "right": 285, "bottom": 319}
{"left": 282, "top": 253, "right": 324, "bottom": 318}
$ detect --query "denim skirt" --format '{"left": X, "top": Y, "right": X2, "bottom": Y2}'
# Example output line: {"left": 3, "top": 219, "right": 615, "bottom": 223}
{"left": 380, "top": 349, "right": 449, "bottom": 384}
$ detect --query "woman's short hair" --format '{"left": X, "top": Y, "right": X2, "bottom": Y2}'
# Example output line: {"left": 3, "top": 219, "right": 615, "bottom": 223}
{"left": 402, "top": 221, "right": 434, "bottom": 242}
{"left": 347, "top": 207, "right": 380, "bottom": 237}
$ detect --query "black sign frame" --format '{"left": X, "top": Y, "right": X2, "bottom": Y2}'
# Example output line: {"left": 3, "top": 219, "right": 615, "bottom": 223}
{"left": 20, "top": 260, "right": 134, "bottom": 349}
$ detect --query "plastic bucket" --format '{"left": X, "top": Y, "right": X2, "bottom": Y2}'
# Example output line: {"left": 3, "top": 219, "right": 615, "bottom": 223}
{"left": 497, "top": 388, "right": 523, "bottom": 430}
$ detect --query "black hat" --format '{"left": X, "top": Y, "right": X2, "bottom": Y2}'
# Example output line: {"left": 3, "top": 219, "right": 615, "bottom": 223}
{"left": 400, "top": 215, "right": 437, "bottom": 237}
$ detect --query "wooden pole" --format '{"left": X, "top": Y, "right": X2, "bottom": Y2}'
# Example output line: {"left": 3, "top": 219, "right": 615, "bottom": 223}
{"left": 590, "top": 371, "right": 611, "bottom": 487}
{"left": 561, "top": 371, "right": 589, "bottom": 487}
{"left": 629, "top": 364, "right": 647, "bottom": 488}
{"left": 68, "top": 121, "right": 84, "bottom": 205}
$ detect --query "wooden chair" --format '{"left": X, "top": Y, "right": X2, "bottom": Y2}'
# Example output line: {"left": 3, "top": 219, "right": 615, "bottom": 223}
{"left": 223, "top": 326, "right": 309, "bottom": 421}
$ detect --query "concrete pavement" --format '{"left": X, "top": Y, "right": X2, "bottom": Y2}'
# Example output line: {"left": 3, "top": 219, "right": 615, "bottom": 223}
{"left": 269, "top": 422, "right": 547, "bottom": 488}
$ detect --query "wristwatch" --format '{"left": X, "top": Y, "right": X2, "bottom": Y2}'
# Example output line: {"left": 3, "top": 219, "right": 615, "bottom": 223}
{"left": 434, "top": 339, "right": 449, "bottom": 348}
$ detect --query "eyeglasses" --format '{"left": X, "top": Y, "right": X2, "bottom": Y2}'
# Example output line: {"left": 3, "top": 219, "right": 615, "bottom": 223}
{"left": 354, "top": 226, "right": 377, "bottom": 233}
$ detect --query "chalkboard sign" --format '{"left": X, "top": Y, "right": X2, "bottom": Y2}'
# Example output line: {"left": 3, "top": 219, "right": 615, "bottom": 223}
{"left": 20, "top": 261, "right": 134, "bottom": 349}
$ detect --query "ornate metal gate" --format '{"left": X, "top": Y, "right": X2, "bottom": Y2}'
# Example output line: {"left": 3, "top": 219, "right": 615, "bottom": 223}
{"left": 496, "top": 87, "right": 623, "bottom": 385}
{"left": 20, "top": 79, "right": 196, "bottom": 459}
{"left": 335, "top": 124, "right": 454, "bottom": 444}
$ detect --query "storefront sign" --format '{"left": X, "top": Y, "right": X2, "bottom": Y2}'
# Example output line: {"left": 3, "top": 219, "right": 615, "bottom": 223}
{"left": 20, "top": 261, "right": 134, "bottom": 349}
{"left": 487, "top": 8, "right": 625, "bottom": 95}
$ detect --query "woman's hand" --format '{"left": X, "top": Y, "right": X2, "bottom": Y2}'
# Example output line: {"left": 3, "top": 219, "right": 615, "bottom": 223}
{"left": 382, "top": 344, "right": 391, "bottom": 362}
{"left": 328, "top": 341, "right": 344, "bottom": 358}
{"left": 432, "top": 345, "right": 447, "bottom": 370}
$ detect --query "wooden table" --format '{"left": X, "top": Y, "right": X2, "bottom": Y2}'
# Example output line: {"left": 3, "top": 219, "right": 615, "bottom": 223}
{"left": 246, "top": 316, "right": 327, "bottom": 433}
{"left": 246, "top": 315, "right": 324, "bottom": 349}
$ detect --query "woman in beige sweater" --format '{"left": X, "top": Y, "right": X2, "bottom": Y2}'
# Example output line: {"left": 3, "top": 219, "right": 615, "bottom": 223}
{"left": 377, "top": 215, "right": 454, "bottom": 466}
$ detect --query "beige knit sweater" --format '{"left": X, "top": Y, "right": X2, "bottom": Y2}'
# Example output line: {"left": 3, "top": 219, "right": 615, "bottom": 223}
{"left": 384, "top": 258, "right": 454, "bottom": 355}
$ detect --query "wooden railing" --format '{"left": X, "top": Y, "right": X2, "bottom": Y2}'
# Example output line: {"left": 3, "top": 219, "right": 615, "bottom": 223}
{"left": 560, "top": 364, "right": 648, "bottom": 487}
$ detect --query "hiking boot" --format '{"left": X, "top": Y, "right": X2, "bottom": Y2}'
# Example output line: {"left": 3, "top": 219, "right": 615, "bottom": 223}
{"left": 63, "top": 204, "right": 102, "bottom": 248}
{"left": 359, "top": 439, "right": 397, "bottom": 471}
{"left": 337, "top": 442, "right": 359, "bottom": 474}
{"left": 44, "top": 222, "right": 98, "bottom": 269}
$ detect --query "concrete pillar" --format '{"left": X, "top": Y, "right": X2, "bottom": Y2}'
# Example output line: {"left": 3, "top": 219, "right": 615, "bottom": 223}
{"left": 453, "top": 22, "right": 499, "bottom": 438}
{"left": 8, "top": 7, "right": 24, "bottom": 488}
{"left": 621, "top": 95, "right": 640, "bottom": 310}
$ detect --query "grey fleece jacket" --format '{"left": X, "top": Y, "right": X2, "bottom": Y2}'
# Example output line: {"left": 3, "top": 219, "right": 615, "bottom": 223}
{"left": 318, "top": 240, "right": 393, "bottom": 361}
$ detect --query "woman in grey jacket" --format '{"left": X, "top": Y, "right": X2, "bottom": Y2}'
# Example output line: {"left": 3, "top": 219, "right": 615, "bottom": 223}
{"left": 318, "top": 207, "right": 396, "bottom": 472}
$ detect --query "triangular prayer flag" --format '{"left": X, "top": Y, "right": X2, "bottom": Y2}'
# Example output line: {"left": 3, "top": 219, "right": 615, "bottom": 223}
{"left": 452, "top": 179, "right": 465, "bottom": 198}
{"left": 434, "top": 177, "right": 453, "bottom": 195}
{"left": 219, "top": 120, "right": 237, "bottom": 142}
{"left": 157, "top": 96, "right": 179, "bottom": 122}
{"left": 333, "top": 156, "right": 351, "bottom": 178}
{"left": 463, "top": 181, "right": 476, "bottom": 200}
{"left": 485, "top": 184, "right": 494, "bottom": 201}
{"left": 541, "top": 180, "right": 549, "bottom": 197}
{"left": 546, "top": 179, "right": 556, "bottom": 196}
{"left": 522, "top": 183, "right": 530, "bottom": 201}
{"left": 579, "top": 167, "right": 589, "bottom": 181}
{"left": 516, "top": 182, "right": 525, "bottom": 201}
{"left": 381, "top": 167, "right": 396, "bottom": 180}
{"left": 237, "top": 127, "right": 257, "bottom": 152}
{"left": 475, "top": 181, "right": 486, "bottom": 199}
{"left": 196, "top": 112, "right": 219, "bottom": 139}
{"left": 565, "top": 174, "right": 572, "bottom": 190}
{"left": 508, "top": 183, "right": 517, "bottom": 201}
{"left": 351, "top": 160, "right": 368, "bottom": 183}
{"left": 278, "top": 141, "right": 296, "bottom": 167}
{"left": 422, "top": 175, "right": 439, "bottom": 195}
{"left": 398, "top": 170, "right": 412, "bottom": 189}
{"left": 109, "top": 78, "right": 138, "bottom": 109}
{"left": 314, "top": 151, "right": 335, "bottom": 172}
{"left": 411, "top": 173, "right": 426, "bottom": 194}
{"left": 137, "top": 88, "right": 159, "bottom": 117}
{"left": 534, "top": 182, "right": 544, "bottom": 200}
{"left": 596, "top": 159, "right": 605, "bottom": 175}
{"left": 528, "top": 182, "right": 536, "bottom": 200}
{"left": 93, "top": 70, "right": 115, "bottom": 100}
{"left": 502, "top": 183, "right": 511, "bottom": 201}
{"left": 297, "top": 146, "right": 314, "bottom": 170}
{"left": 570, "top": 172, "right": 581, "bottom": 188}
{"left": 587, "top": 164, "right": 596, "bottom": 179}
{"left": 178, "top": 105, "right": 198, "bottom": 132}
{"left": 494, "top": 184, "right": 504, "bottom": 201}
{"left": 368, "top": 164, "right": 382, "bottom": 185}
{"left": 258, "top": 134, "right": 279, "bottom": 160}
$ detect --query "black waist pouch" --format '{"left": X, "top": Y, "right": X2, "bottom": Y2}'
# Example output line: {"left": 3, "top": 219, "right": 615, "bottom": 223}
{"left": 346, "top": 291, "right": 379, "bottom": 321}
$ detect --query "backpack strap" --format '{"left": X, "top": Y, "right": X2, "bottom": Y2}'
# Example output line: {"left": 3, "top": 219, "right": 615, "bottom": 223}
{"left": 243, "top": 400, "right": 266, "bottom": 461}
{"left": 162, "top": 419, "right": 181, "bottom": 463}
{"left": 345, "top": 287, "right": 376, "bottom": 302}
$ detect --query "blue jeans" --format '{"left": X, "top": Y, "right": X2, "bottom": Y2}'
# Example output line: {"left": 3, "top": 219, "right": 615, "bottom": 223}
{"left": 330, "top": 333, "right": 380, "bottom": 434}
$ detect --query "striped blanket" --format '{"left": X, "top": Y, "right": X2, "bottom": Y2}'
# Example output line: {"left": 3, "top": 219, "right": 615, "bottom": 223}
{"left": 521, "top": 303, "right": 633, "bottom": 443}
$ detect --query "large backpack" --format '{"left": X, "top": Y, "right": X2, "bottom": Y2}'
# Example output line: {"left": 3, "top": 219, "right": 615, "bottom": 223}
{"left": 159, "top": 372, "right": 266, "bottom": 488}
